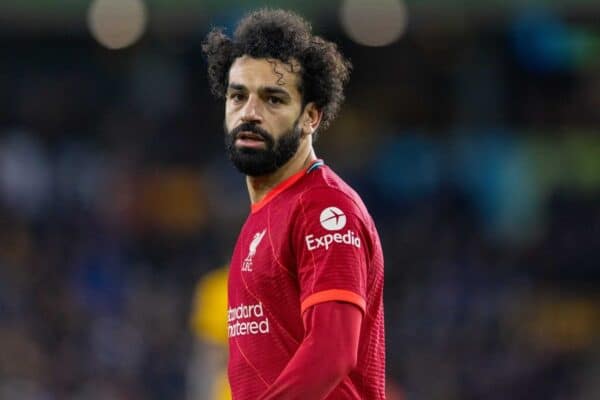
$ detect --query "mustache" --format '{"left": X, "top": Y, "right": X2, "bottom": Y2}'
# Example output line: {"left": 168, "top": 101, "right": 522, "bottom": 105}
{"left": 229, "top": 123, "right": 273, "bottom": 142}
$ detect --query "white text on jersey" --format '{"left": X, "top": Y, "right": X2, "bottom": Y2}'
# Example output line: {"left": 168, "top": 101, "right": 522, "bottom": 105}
{"left": 305, "top": 229, "right": 361, "bottom": 251}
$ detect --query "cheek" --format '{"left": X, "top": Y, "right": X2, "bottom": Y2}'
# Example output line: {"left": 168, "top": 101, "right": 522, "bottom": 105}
{"left": 276, "top": 112, "right": 299, "bottom": 129}
{"left": 224, "top": 108, "right": 236, "bottom": 129}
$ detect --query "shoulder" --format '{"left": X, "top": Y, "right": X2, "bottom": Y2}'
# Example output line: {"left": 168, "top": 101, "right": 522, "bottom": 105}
{"left": 294, "top": 166, "right": 370, "bottom": 224}
{"left": 302, "top": 166, "right": 365, "bottom": 207}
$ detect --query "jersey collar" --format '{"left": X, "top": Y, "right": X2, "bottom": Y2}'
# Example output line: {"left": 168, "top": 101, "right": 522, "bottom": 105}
{"left": 250, "top": 159, "right": 323, "bottom": 214}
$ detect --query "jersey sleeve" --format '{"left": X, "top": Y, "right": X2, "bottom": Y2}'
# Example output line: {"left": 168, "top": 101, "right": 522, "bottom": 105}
{"left": 293, "top": 186, "right": 369, "bottom": 315}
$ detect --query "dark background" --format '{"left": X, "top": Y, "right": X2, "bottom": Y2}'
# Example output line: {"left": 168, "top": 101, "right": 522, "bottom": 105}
{"left": 0, "top": 1, "right": 599, "bottom": 399}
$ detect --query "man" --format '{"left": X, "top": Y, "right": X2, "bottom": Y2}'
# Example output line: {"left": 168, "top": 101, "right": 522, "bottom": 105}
{"left": 203, "top": 9, "right": 385, "bottom": 399}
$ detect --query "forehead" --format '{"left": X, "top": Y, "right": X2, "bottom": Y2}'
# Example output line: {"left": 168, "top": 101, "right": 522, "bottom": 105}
{"left": 228, "top": 56, "right": 301, "bottom": 95}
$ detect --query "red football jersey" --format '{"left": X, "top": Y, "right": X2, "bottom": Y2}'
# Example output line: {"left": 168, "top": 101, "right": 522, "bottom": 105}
{"left": 227, "top": 161, "right": 385, "bottom": 399}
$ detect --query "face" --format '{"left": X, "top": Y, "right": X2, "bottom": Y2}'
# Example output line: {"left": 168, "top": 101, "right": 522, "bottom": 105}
{"left": 224, "top": 56, "right": 306, "bottom": 176}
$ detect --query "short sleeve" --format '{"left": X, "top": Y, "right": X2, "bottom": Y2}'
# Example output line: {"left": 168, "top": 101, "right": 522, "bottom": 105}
{"left": 293, "top": 187, "right": 369, "bottom": 315}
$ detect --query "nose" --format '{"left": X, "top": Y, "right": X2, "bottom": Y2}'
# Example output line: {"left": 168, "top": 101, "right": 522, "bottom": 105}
{"left": 240, "top": 95, "right": 263, "bottom": 124}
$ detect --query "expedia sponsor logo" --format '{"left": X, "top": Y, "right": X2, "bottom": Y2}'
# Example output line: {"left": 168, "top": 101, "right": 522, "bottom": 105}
{"left": 227, "top": 302, "right": 270, "bottom": 338}
{"left": 306, "top": 207, "right": 361, "bottom": 251}
{"left": 320, "top": 207, "right": 346, "bottom": 231}
{"left": 305, "top": 229, "right": 361, "bottom": 251}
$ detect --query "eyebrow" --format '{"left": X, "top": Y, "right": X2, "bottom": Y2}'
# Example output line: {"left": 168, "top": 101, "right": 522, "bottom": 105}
{"left": 228, "top": 83, "right": 247, "bottom": 92}
{"left": 228, "top": 83, "right": 291, "bottom": 99}
{"left": 262, "top": 86, "right": 290, "bottom": 98}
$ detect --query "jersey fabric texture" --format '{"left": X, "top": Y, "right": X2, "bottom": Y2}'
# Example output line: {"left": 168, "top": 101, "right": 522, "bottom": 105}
{"left": 227, "top": 161, "right": 385, "bottom": 399}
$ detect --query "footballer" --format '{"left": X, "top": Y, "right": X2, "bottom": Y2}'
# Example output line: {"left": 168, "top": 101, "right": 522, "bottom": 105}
{"left": 203, "top": 9, "right": 385, "bottom": 399}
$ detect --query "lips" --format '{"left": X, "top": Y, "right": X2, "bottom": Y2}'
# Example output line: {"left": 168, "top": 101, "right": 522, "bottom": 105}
{"left": 237, "top": 131, "right": 265, "bottom": 142}
{"left": 235, "top": 130, "right": 267, "bottom": 149}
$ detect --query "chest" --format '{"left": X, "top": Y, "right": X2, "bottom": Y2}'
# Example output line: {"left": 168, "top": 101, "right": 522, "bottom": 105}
{"left": 229, "top": 209, "right": 297, "bottom": 294}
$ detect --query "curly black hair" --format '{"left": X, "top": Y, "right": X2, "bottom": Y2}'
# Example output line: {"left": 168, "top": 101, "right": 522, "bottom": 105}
{"left": 202, "top": 8, "right": 351, "bottom": 132}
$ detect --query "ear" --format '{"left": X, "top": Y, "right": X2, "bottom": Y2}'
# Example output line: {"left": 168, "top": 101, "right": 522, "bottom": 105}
{"left": 300, "top": 102, "right": 323, "bottom": 137}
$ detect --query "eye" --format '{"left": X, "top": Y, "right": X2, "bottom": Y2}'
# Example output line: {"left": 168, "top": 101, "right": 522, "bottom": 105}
{"left": 267, "top": 96, "right": 283, "bottom": 105}
{"left": 229, "top": 93, "right": 246, "bottom": 103}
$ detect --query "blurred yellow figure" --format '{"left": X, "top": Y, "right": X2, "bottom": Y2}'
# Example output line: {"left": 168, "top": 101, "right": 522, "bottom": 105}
{"left": 187, "top": 266, "right": 231, "bottom": 400}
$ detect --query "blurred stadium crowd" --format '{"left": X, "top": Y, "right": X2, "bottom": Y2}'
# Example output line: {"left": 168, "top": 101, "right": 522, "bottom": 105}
{"left": 1, "top": 2, "right": 599, "bottom": 400}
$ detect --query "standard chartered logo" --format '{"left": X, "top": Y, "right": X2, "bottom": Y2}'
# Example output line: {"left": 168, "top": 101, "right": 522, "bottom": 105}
{"left": 227, "top": 302, "right": 270, "bottom": 338}
{"left": 306, "top": 206, "right": 361, "bottom": 251}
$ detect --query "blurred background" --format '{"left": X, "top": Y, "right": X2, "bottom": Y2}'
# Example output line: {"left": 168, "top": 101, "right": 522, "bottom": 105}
{"left": 1, "top": 0, "right": 599, "bottom": 399}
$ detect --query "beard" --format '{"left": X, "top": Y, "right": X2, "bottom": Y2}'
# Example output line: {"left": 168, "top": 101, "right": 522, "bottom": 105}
{"left": 224, "top": 119, "right": 302, "bottom": 177}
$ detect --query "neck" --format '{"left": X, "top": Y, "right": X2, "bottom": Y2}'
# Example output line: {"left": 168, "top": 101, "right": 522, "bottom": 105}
{"left": 246, "top": 145, "right": 317, "bottom": 205}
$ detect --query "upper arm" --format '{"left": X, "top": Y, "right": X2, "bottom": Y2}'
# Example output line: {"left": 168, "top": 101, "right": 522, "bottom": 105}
{"left": 293, "top": 187, "right": 370, "bottom": 314}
